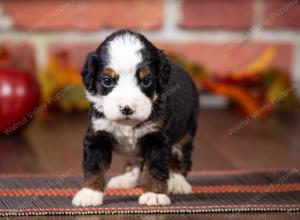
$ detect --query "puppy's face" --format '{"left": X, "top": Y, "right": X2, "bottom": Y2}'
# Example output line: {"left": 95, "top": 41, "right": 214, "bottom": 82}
{"left": 83, "top": 31, "right": 170, "bottom": 124}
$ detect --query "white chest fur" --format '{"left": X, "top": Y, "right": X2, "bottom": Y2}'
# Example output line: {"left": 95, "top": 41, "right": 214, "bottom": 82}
{"left": 91, "top": 118, "right": 161, "bottom": 156}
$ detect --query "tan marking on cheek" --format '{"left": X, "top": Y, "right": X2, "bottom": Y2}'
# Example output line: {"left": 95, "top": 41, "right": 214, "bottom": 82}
{"left": 104, "top": 67, "right": 118, "bottom": 79}
{"left": 149, "top": 92, "right": 157, "bottom": 104}
{"left": 138, "top": 66, "right": 151, "bottom": 79}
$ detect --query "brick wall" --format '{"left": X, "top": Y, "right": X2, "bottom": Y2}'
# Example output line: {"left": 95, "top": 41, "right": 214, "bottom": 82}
{"left": 0, "top": 0, "right": 300, "bottom": 96}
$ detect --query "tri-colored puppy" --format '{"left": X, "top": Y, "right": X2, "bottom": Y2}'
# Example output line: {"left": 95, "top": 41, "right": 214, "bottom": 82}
{"left": 72, "top": 29, "right": 199, "bottom": 207}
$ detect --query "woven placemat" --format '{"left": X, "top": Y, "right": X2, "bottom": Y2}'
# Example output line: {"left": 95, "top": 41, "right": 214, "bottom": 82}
{"left": 0, "top": 169, "right": 300, "bottom": 217}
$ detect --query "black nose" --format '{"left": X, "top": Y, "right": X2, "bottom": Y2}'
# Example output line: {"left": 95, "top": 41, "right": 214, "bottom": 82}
{"left": 121, "top": 106, "right": 133, "bottom": 116}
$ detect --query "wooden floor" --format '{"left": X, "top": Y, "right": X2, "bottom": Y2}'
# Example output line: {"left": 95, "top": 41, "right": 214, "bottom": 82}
{"left": 0, "top": 108, "right": 299, "bottom": 219}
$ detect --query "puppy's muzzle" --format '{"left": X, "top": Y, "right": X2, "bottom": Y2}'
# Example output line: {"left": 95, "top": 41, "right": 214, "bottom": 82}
{"left": 120, "top": 105, "right": 134, "bottom": 116}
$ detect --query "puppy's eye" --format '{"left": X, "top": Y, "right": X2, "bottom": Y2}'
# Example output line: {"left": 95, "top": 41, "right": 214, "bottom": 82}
{"left": 101, "top": 76, "right": 114, "bottom": 88}
{"left": 141, "top": 76, "right": 152, "bottom": 88}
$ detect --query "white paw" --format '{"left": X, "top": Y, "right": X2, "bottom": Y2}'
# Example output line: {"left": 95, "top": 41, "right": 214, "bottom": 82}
{"left": 106, "top": 167, "right": 140, "bottom": 189}
{"left": 168, "top": 173, "right": 192, "bottom": 194}
{"left": 72, "top": 188, "right": 104, "bottom": 207}
{"left": 139, "top": 192, "right": 171, "bottom": 206}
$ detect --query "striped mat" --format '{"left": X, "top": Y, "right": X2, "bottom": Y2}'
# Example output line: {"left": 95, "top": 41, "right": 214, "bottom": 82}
{"left": 0, "top": 169, "right": 300, "bottom": 217}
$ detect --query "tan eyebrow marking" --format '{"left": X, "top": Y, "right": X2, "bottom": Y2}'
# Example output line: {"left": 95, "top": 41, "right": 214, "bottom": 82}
{"left": 103, "top": 67, "right": 118, "bottom": 79}
{"left": 138, "top": 66, "right": 151, "bottom": 79}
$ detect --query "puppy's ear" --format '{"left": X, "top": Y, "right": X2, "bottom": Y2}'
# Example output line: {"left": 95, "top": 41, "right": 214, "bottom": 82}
{"left": 158, "top": 50, "right": 171, "bottom": 90}
{"left": 81, "top": 52, "right": 99, "bottom": 91}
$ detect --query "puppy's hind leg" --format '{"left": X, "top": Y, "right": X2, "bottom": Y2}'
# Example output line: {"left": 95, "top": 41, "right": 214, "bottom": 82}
{"left": 106, "top": 159, "right": 141, "bottom": 189}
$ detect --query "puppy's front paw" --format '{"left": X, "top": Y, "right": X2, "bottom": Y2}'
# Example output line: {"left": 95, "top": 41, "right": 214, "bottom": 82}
{"left": 138, "top": 192, "right": 171, "bottom": 206}
{"left": 168, "top": 173, "right": 192, "bottom": 194}
{"left": 72, "top": 188, "right": 104, "bottom": 207}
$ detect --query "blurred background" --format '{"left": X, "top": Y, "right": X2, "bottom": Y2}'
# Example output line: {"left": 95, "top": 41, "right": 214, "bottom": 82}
{"left": 0, "top": 0, "right": 299, "bottom": 175}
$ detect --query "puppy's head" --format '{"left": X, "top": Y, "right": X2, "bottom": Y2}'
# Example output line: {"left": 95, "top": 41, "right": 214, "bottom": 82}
{"left": 82, "top": 30, "right": 170, "bottom": 124}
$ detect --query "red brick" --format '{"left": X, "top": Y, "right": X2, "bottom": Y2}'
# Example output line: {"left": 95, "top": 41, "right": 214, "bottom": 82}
{"left": 159, "top": 42, "right": 292, "bottom": 76}
{"left": 50, "top": 41, "right": 292, "bottom": 77}
{"left": 0, "top": 43, "right": 35, "bottom": 74}
{"left": 2, "top": 0, "right": 162, "bottom": 31}
{"left": 48, "top": 43, "right": 98, "bottom": 71}
{"left": 263, "top": 0, "right": 300, "bottom": 29}
{"left": 181, "top": 0, "right": 254, "bottom": 30}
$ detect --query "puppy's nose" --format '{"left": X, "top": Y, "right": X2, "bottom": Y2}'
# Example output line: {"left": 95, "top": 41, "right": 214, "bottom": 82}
{"left": 120, "top": 105, "right": 133, "bottom": 116}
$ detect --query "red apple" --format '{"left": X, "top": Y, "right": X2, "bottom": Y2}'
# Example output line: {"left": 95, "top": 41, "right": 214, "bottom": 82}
{"left": 0, "top": 69, "right": 40, "bottom": 135}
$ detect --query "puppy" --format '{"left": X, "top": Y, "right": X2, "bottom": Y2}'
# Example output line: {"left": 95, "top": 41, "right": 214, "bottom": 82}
{"left": 72, "top": 29, "right": 199, "bottom": 207}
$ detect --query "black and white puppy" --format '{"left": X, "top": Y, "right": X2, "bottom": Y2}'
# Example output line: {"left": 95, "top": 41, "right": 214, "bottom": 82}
{"left": 72, "top": 29, "right": 199, "bottom": 207}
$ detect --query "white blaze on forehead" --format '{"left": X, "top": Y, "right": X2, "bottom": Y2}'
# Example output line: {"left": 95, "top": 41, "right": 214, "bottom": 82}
{"left": 107, "top": 34, "right": 144, "bottom": 74}
{"left": 86, "top": 33, "right": 153, "bottom": 122}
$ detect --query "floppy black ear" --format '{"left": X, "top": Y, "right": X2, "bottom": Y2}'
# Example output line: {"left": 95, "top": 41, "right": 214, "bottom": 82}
{"left": 158, "top": 50, "right": 171, "bottom": 90}
{"left": 81, "top": 52, "right": 99, "bottom": 91}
